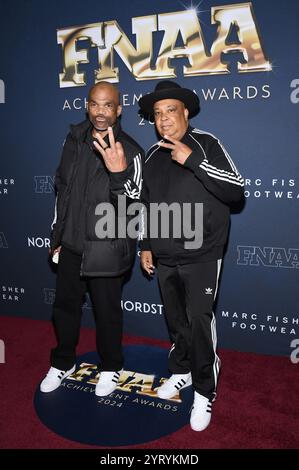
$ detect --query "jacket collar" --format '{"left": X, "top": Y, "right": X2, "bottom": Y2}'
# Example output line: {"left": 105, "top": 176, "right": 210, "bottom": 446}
{"left": 179, "top": 125, "right": 204, "bottom": 151}
{"left": 181, "top": 125, "right": 195, "bottom": 145}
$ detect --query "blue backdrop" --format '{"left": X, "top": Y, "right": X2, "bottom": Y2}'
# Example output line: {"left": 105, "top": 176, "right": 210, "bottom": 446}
{"left": 0, "top": 0, "right": 298, "bottom": 356}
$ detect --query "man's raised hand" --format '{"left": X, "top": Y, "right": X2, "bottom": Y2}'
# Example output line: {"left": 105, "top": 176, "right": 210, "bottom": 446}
{"left": 159, "top": 134, "right": 192, "bottom": 165}
{"left": 93, "top": 126, "right": 127, "bottom": 172}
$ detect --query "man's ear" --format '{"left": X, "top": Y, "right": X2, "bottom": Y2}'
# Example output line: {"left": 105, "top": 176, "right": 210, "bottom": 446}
{"left": 117, "top": 105, "right": 122, "bottom": 117}
{"left": 184, "top": 107, "right": 189, "bottom": 120}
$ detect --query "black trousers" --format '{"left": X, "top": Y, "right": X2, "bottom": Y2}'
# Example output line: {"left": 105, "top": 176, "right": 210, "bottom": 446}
{"left": 51, "top": 246, "right": 124, "bottom": 371}
{"left": 157, "top": 259, "right": 222, "bottom": 401}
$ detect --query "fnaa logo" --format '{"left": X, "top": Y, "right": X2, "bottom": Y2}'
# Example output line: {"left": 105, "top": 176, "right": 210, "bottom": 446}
{"left": 237, "top": 246, "right": 299, "bottom": 268}
{"left": 34, "top": 345, "right": 193, "bottom": 446}
{"left": 34, "top": 176, "right": 55, "bottom": 193}
{"left": 58, "top": 2, "right": 270, "bottom": 87}
{"left": 43, "top": 288, "right": 93, "bottom": 309}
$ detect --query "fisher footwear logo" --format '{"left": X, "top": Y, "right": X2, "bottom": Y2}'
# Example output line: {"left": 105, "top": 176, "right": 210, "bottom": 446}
{"left": 2, "top": 285, "right": 25, "bottom": 302}
{"left": 0, "top": 178, "right": 15, "bottom": 196}
{"left": 34, "top": 345, "right": 193, "bottom": 446}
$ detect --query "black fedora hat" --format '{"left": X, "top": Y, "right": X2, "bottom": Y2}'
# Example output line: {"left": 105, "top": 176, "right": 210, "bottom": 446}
{"left": 139, "top": 80, "right": 200, "bottom": 117}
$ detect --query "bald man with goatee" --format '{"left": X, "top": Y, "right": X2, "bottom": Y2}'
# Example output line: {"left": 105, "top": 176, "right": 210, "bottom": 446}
{"left": 40, "top": 82, "right": 144, "bottom": 397}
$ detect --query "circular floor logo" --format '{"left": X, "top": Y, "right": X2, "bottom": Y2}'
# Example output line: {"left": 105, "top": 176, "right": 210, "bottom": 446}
{"left": 34, "top": 345, "right": 193, "bottom": 446}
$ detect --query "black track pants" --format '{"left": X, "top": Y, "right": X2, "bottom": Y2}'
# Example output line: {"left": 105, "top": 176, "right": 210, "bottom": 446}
{"left": 157, "top": 259, "right": 222, "bottom": 401}
{"left": 51, "top": 247, "right": 124, "bottom": 371}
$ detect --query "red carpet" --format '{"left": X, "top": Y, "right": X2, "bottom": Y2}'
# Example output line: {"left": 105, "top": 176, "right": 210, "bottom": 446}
{"left": 0, "top": 315, "right": 298, "bottom": 449}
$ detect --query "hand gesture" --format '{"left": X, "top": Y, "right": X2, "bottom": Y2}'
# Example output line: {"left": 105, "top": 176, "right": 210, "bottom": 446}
{"left": 140, "top": 250, "right": 155, "bottom": 276}
{"left": 93, "top": 126, "right": 127, "bottom": 172}
{"left": 159, "top": 134, "right": 192, "bottom": 165}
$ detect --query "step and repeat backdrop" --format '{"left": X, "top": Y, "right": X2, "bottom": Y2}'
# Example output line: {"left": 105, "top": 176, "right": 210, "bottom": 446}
{"left": 0, "top": 0, "right": 298, "bottom": 356}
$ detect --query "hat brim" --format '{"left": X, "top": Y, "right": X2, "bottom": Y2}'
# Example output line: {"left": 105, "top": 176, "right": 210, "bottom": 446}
{"left": 139, "top": 87, "right": 200, "bottom": 117}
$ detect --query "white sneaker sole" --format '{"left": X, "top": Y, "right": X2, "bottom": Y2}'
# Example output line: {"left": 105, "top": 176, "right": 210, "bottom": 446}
{"left": 40, "top": 365, "right": 76, "bottom": 393}
{"left": 95, "top": 370, "right": 123, "bottom": 397}
{"left": 190, "top": 414, "right": 211, "bottom": 432}
{"left": 157, "top": 376, "right": 192, "bottom": 400}
{"left": 95, "top": 383, "right": 119, "bottom": 397}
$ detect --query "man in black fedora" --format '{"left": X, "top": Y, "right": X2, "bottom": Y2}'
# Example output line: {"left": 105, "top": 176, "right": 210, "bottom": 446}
{"left": 139, "top": 80, "right": 244, "bottom": 431}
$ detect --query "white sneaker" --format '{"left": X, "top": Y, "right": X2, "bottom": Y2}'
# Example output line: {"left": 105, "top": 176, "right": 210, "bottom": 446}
{"left": 190, "top": 392, "right": 212, "bottom": 431}
{"left": 95, "top": 369, "right": 123, "bottom": 397}
{"left": 157, "top": 373, "right": 192, "bottom": 399}
{"left": 40, "top": 365, "right": 76, "bottom": 393}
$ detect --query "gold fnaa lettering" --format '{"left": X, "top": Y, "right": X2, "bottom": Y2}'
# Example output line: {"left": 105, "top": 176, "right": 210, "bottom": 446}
{"left": 65, "top": 366, "right": 182, "bottom": 402}
{"left": 210, "top": 2, "right": 270, "bottom": 73}
{"left": 58, "top": 24, "right": 103, "bottom": 87}
{"left": 57, "top": 3, "right": 270, "bottom": 87}
{"left": 69, "top": 362, "right": 98, "bottom": 383}
{"left": 95, "top": 16, "right": 157, "bottom": 82}
{"left": 116, "top": 370, "right": 155, "bottom": 394}
{"left": 154, "top": 10, "right": 210, "bottom": 78}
